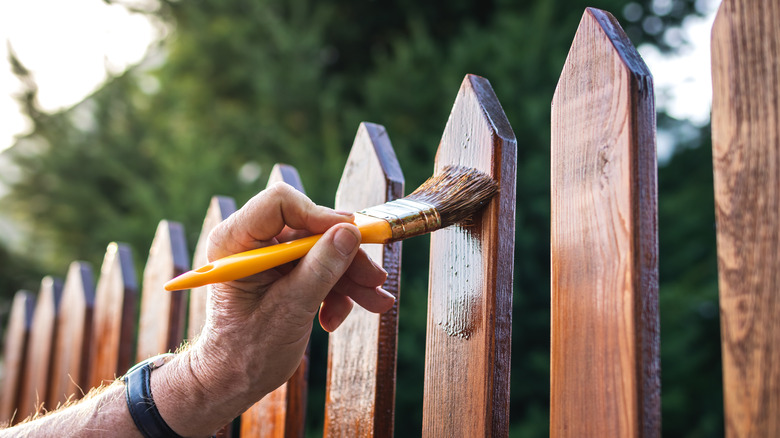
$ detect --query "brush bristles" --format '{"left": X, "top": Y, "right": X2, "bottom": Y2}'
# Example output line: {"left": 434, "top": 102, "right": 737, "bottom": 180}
{"left": 406, "top": 165, "right": 498, "bottom": 228}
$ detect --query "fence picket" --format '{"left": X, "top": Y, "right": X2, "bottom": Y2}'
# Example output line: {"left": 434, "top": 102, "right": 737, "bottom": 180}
{"left": 49, "top": 262, "right": 95, "bottom": 407}
{"left": 240, "top": 163, "right": 309, "bottom": 438}
{"left": 550, "top": 8, "right": 659, "bottom": 437}
{"left": 136, "top": 220, "right": 189, "bottom": 361}
{"left": 711, "top": 1, "right": 780, "bottom": 436}
{"left": 422, "top": 74, "right": 516, "bottom": 436}
{"left": 18, "top": 277, "right": 63, "bottom": 420}
{"left": 188, "top": 196, "right": 237, "bottom": 341}
{"left": 88, "top": 243, "right": 138, "bottom": 387}
{"left": 0, "top": 291, "right": 36, "bottom": 424}
{"left": 323, "top": 122, "right": 404, "bottom": 437}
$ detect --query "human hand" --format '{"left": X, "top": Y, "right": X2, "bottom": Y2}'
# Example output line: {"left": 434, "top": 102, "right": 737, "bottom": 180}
{"left": 154, "top": 183, "right": 394, "bottom": 436}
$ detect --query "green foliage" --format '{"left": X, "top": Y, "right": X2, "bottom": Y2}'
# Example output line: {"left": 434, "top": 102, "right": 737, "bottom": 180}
{"left": 0, "top": 0, "right": 722, "bottom": 436}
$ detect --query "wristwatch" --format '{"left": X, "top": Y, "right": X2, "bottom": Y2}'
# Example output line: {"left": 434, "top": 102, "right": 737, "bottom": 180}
{"left": 123, "top": 353, "right": 183, "bottom": 438}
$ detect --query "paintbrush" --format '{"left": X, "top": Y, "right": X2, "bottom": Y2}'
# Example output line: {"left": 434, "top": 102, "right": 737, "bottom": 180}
{"left": 164, "top": 165, "right": 497, "bottom": 291}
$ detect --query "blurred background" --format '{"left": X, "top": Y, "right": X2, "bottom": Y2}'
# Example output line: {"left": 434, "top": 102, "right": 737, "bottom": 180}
{"left": 0, "top": 0, "right": 721, "bottom": 436}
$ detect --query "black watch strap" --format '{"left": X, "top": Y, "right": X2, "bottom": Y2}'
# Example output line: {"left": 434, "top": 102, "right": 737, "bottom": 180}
{"left": 124, "top": 353, "right": 183, "bottom": 438}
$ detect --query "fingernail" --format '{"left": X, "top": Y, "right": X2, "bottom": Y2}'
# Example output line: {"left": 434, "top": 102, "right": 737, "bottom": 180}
{"left": 376, "top": 287, "right": 395, "bottom": 301}
{"left": 335, "top": 210, "right": 354, "bottom": 217}
{"left": 334, "top": 227, "right": 359, "bottom": 256}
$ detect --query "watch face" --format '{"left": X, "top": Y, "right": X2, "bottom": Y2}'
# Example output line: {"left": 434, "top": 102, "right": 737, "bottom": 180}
{"left": 125, "top": 353, "right": 175, "bottom": 377}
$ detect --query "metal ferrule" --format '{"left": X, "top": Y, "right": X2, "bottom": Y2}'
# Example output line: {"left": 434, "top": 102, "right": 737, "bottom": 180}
{"left": 359, "top": 199, "right": 441, "bottom": 241}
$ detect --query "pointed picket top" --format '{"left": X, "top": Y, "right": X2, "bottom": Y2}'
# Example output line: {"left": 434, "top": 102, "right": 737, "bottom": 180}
{"left": 18, "top": 276, "right": 64, "bottom": 420}
{"left": 241, "top": 163, "right": 309, "bottom": 438}
{"left": 136, "top": 220, "right": 189, "bottom": 362}
{"left": 187, "top": 196, "right": 237, "bottom": 340}
{"left": 553, "top": 7, "right": 651, "bottom": 104}
{"left": 711, "top": 1, "right": 780, "bottom": 436}
{"left": 49, "top": 262, "right": 95, "bottom": 407}
{"left": 550, "top": 8, "right": 659, "bottom": 438}
{"left": 88, "top": 243, "right": 137, "bottom": 387}
{"left": 268, "top": 163, "right": 305, "bottom": 192}
{"left": 324, "top": 122, "right": 403, "bottom": 438}
{"left": 423, "top": 74, "right": 516, "bottom": 437}
{"left": 0, "top": 291, "right": 36, "bottom": 424}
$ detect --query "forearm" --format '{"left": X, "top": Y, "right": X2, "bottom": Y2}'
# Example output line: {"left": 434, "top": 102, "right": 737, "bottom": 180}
{"left": 0, "top": 342, "right": 258, "bottom": 438}
{"left": 1, "top": 382, "right": 140, "bottom": 438}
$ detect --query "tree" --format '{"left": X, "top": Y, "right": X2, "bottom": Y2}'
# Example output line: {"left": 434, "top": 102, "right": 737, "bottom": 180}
{"left": 1, "top": 0, "right": 718, "bottom": 436}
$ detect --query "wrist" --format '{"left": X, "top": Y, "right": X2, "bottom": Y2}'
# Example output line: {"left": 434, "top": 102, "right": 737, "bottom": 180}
{"left": 149, "top": 346, "right": 262, "bottom": 437}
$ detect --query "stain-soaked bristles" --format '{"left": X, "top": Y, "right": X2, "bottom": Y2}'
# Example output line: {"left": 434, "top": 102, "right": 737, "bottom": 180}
{"left": 406, "top": 165, "right": 498, "bottom": 228}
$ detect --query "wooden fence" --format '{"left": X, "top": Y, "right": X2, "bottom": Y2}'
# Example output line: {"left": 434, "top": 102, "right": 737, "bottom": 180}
{"left": 1, "top": 2, "right": 778, "bottom": 436}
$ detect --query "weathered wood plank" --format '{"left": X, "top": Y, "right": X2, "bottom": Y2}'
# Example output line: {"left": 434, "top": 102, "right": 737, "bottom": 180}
{"left": 49, "top": 262, "right": 95, "bottom": 407}
{"left": 0, "top": 291, "right": 35, "bottom": 424}
{"left": 136, "top": 221, "right": 190, "bottom": 361}
{"left": 241, "top": 164, "right": 309, "bottom": 438}
{"left": 88, "top": 243, "right": 138, "bottom": 387}
{"left": 188, "top": 196, "right": 236, "bottom": 341}
{"left": 323, "top": 122, "right": 404, "bottom": 437}
{"left": 550, "top": 8, "right": 659, "bottom": 438}
{"left": 711, "top": 1, "right": 780, "bottom": 436}
{"left": 422, "top": 74, "right": 516, "bottom": 436}
{"left": 18, "top": 277, "right": 63, "bottom": 420}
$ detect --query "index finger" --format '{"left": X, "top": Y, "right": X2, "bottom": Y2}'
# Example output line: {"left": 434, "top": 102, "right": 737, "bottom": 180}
{"left": 208, "top": 182, "right": 354, "bottom": 260}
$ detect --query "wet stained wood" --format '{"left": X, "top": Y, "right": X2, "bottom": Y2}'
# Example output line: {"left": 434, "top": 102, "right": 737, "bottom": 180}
{"left": 550, "top": 8, "right": 659, "bottom": 438}
{"left": 136, "top": 221, "right": 190, "bottom": 361}
{"left": 18, "top": 277, "right": 63, "bottom": 420}
{"left": 88, "top": 243, "right": 138, "bottom": 387}
{"left": 0, "top": 291, "right": 35, "bottom": 424}
{"left": 241, "top": 164, "right": 309, "bottom": 438}
{"left": 324, "top": 122, "right": 404, "bottom": 438}
{"left": 422, "top": 75, "right": 516, "bottom": 436}
{"left": 187, "top": 196, "right": 236, "bottom": 341}
{"left": 49, "top": 262, "right": 95, "bottom": 407}
{"left": 711, "top": 1, "right": 780, "bottom": 436}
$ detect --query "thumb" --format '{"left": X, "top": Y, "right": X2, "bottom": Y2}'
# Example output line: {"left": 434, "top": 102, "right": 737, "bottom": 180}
{"left": 275, "top": 223, "right": 361, "bottom": 312}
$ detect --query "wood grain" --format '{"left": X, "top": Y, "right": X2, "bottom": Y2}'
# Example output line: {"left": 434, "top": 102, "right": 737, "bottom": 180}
{"left": 240, "top": 163, "right": 309, "bottom": 438}
{"left": 49, "top": 262, "right": 95, "bottom": 407}
{"left": 187, "top": 196, "right": 236, "bottom": 341}
{"left": 88, "top": 243, "right": 138, "bottom": 387}
{"left": 711, "top": 1, "right": 780, "bottom": 436}
{"left": 0, "top": 291, "right": 35, "bottom": 424}
{"left": 323, "top": 122, "right": 404, "bottom": 438}
{"left": 550, "top": 8, "right": 659, "bottom": 438}
{"left": 422, "top": 74, "right": 516, "bottom": 437}
{"left": 136, "top": 220, "right": 190, "bottom": 361}
{"left": 18, "top": 277, "right": 63, "bottom": 420}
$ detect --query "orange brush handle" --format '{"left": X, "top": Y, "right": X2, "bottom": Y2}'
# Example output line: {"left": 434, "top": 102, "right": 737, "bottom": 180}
{"left": 164, "top": 214, "right": 391, "bottom": 291}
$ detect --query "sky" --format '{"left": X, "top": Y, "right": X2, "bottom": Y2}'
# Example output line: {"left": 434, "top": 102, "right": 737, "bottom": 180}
{"left": 0, "top": 0, "right": 158, "bottom": 152}
{"left": 0, "top": 1, "right": 719, "bottom": 156}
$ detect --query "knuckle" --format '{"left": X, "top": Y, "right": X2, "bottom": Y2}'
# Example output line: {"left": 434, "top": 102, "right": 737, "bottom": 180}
{"left": 308, "top": 252, "right": 341, "bottom": 286}
{"left": 266, "top": 181, "right": 292, "bottom": 198}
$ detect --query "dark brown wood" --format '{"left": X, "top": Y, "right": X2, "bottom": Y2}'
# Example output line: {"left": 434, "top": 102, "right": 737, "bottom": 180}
{"left": 136, "top": 221, "right": 190, "bottom": 361}
{"left": 323, "top": 122, "right": 404, "bottom": 437}
{"left": 18, "top": 277, "right": 63, "bottom": 420}
{"left": 49, "top": 262, "right": 95, "bottom": 407}
{"left": 187, "top": 196, "right": 236, "bottom": 341}
{"left": 421, "top": 75, "right": 516, "bottom": 436}
{"left": 0, "top": 291, "right": 35, "bottom": 424}
{"left": 550, "top": 8, "right": 659, "bottom": 438}
{"left": 88, "top": 243, "right": 138, "bottom": 387}
{"left": 711, "top": 1, "right": 780, "bottom": 436}
{"left": 240, "top": 163, "right": 309, "bottom": 438}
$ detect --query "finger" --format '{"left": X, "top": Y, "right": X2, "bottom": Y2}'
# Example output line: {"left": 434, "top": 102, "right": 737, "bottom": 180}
{"left": 273, "top": 223, "right": 361, "bottom": 313}
{"left": 319, "top": 292, "right": 354, "bottom": 332}
{"left": 332, "top": 275, "right": 395, "bottom": 313}
{"left": 208, "top": 183, "right": 353, "bottom": 260}
{"left": 343, "top": 248, "right": 388, "bottom": 288}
